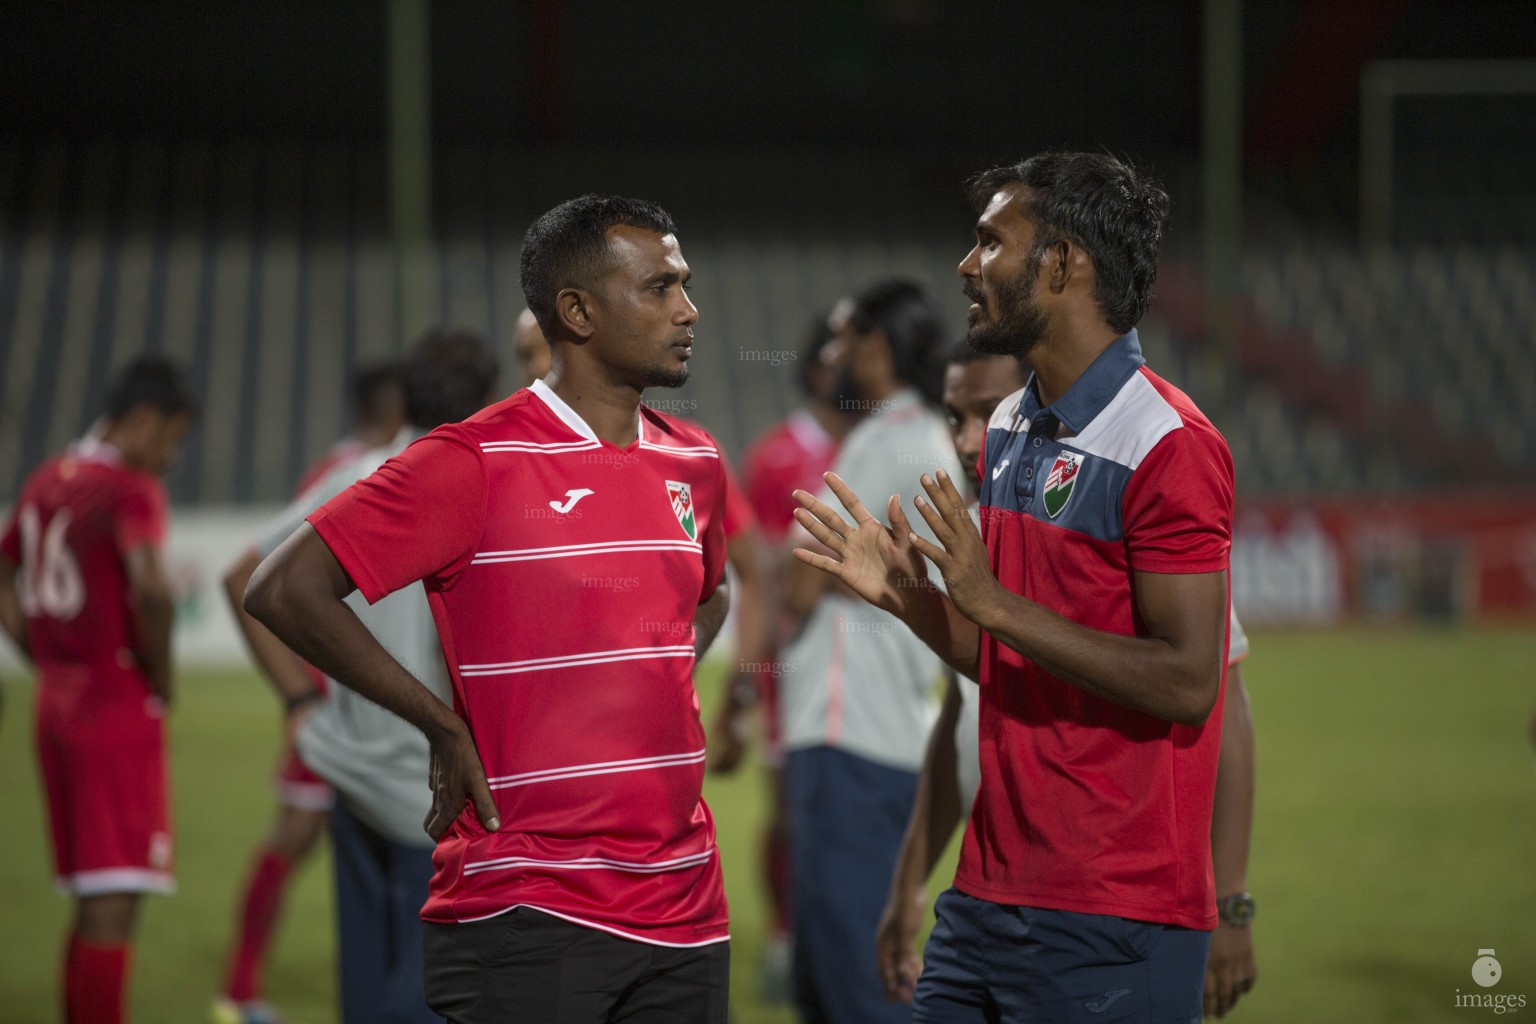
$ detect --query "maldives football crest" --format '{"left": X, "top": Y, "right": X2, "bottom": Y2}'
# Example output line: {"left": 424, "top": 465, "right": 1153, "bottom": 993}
{"left": 666, "top": 480, "right": 697, "bottom": 540}
{"left": 1042, "top": 451, "right": 1083, "bottom": 519}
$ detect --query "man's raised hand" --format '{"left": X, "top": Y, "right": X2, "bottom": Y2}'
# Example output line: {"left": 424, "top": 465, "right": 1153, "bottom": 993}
{"left": 792, "top": 473, "right": 929, "bottom": 618}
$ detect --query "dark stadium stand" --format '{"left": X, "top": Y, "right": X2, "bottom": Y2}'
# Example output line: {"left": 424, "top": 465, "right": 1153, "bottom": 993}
{"left": 1, "top": 139, "right": 1531, "bottom": 504}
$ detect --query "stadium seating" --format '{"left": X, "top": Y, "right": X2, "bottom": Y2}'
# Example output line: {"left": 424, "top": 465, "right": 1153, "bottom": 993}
{"left": 1, "top": 140, "right": 1530, "bottom": 504}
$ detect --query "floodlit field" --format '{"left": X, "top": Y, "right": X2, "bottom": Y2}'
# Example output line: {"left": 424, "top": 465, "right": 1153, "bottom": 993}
{"left": 2, "top": 627, "right": 1533, "bottom": 1023}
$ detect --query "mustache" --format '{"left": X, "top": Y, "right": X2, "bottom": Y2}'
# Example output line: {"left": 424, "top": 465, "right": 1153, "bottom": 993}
{"left": 962, "top": 283, "right": 986, "bottom": 306}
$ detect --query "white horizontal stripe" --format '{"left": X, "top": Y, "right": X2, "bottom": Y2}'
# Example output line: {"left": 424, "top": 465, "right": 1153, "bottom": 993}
{"left": 460, "top": 645, "right": 695, "bottom": 677}
{"left": 463, "top": 850, "right": 715, "bottom": 877}
{"left": 454, "top": 903, "right": 730, "bottom": 948}
{"left": 479, "top": 440, "right": 602, "bottom": 454}
{"left": 472, "top": 539, "right": 701, "bottom": 565}
{"left": 638, "top": 440, "right": 719, "bottom": 458}
{"left": 488, "top": 749, "right": 706, "bottom": 789}
{"left": 61, "top": 868, "right": 177, "bottom": 896}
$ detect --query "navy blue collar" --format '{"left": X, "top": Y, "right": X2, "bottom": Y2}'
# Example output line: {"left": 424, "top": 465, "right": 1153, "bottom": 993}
{"left": 1016, "top": 330, "right": 1146, "bottom": 435}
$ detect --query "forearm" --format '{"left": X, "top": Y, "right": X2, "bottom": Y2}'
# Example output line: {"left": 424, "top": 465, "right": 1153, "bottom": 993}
{"left": 971, "top": 588, "right": 1217, "bottom": 726}
{"left": 245, "top": 535, "right": 460, "bottom": 744}
{"left": 1211, "top": 668, "right": 1255, "bottom": 895}
{"left": 225, "top": 552, "right": 319, "bottom": 704}
{"left": 135, "top": 591, "right": 175, "bottom": 704}
{"left": 899, "top": 580, "right": 982, "bottom": 681}
{"left": 693, "top": 577, "right": 731, "bottom": 660}
{"left": 890, "top": 678, "right": 966, "bottom": 901}
{"left": 727, "top": 537, "right": 772, "bottom": 668}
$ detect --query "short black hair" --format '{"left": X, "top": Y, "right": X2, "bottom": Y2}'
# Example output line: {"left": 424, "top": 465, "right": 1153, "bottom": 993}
{"left": 102, "top": 356, "right": 199, "bottom": 422}
{"left": 965, "top": 153, "right": 1170, "bottom": 335}
{"left": 846, "top": 279, "right": 947, "bottom": 408}
{"left": 350, "top": 362, "right": 404, "bottom": 427}
{"left": 402, "top": 328, "right": 500, "bottom": 429}
{"left": 519, "top": 194, "right": 677, "bottom": 336}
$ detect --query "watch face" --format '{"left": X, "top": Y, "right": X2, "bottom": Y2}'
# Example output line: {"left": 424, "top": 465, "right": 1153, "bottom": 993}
{"left": 1221, "top": 894, "right": 1255, "bottom": 927}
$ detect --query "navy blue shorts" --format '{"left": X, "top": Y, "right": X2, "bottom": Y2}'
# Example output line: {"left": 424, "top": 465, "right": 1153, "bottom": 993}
{"left": 913, "top": 888, "right": 1210, "bottom": 1024}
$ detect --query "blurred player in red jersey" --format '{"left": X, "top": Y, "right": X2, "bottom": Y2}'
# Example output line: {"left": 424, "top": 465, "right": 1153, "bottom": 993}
{"left": 0, "top": 356, "right": 198, "bottom": 1024}
{"left": 211, "top": 362, "right": 406, "bottom": 1024}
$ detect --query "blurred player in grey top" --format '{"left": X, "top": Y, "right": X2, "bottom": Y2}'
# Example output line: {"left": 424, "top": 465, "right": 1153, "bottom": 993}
{"left": 777, "top": 280, "right": 961, "bottom": 1024}
{"left": 221, "top": 329, "right": 499, "bottom": 1024}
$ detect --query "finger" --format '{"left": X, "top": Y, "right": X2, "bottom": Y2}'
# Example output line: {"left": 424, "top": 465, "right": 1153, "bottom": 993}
{"left": 792, "top": 545, "right": 849, "bottom": 578}
{"left": 906, "top": 529, "right": 947, "bottom": 567}
{"left": 791, "top": 489, "right": 851, "bottom": 541}
{"left": 919, "top": 476, "right": 964, "bottom": 542}
{"left": 792, "top": 505, "right": 847, "bottom": 554}
{"left": 823, "top": 472, "right": 879, "bottom": 526}
{"left": 933, "top": 468, "right": 971, "bottom": 520}
{"left": 911, "top": 493, "right": 955, "bottom": 549}
{"left": 469, "top": 768, "right": 501, "bottom": 832}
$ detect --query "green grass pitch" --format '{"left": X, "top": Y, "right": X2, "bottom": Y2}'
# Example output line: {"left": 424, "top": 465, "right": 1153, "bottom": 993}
{"left": 2, "top": 626, "right": 1533, "bottom": 1022}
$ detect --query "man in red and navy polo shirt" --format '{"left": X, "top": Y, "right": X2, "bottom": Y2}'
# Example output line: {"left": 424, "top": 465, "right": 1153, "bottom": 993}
{"left": 794, "top": 152, "right": 1234, "bottom": 1023}
{"left": 246, "top": 195, "right": 734, "bottom": 1023}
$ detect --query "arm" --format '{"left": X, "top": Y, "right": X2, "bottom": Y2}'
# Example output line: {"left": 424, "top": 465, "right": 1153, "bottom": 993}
{"left": 709, "top": 531, "right": 768, "bottom": 772}
{"left": 245, "top": 524, "right": 499, "bottom": 839}
{"left": 906, "top": 470, "right": 1223, "bottom": 726}
{"left": 125, "top": 542, "right": 175, "bottom": 705}
{"left": 693, "top": 572, "right": 731, "bottom": 660}
{"left": 876, "top": 672, "right": 966, "bottom": 1002}
{"left": 1205, "top": 663, "right": 1257, "bottom": 1019}
{"left": 224, "top": 549, "right": 321, "bottom": 706}
{"left": 0, "top": 554, "right": 30, "bottom": 663}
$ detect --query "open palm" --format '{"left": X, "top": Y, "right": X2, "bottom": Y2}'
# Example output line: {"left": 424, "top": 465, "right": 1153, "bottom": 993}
{"left": 792, "top": 473, "right": 930, "bottom": 617}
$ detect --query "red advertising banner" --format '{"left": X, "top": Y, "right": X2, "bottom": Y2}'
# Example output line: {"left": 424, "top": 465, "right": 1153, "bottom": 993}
{"left": 1232, "top": 494, "right": 1536, "bottom": 625}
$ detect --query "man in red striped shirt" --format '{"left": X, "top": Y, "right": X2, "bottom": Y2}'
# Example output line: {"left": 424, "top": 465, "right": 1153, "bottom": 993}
{"left": 246, "top": 195, "right": 733, "bottom": 1023}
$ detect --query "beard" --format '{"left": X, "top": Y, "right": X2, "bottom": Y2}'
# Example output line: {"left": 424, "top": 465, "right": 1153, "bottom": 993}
{"left": 966, "top": 270, "right": 1048, "bottom": 358}
{"left": 637, "top": 362, "right": 690, "bottom": 390}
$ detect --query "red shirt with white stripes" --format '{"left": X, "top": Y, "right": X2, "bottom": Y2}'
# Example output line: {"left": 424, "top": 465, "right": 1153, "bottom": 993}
{"left": 307, "top": 380, "right": 730, "bottom": 946}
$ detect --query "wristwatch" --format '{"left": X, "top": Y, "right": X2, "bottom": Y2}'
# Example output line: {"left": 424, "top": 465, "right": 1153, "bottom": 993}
{"left": 1217, "top": 891, "right": 1255, "bottom": 928}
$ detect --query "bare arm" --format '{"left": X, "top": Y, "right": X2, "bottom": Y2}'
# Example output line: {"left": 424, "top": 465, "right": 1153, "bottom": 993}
{"left": 0, "top": 554, "right": 30, "bottom": 663}
{"left": 244, "top": 524, "right": 499, "bottom": 839}
{"left": 224, "top": 548, "right": 319, "bottom": 706}
{"left": 1205, "top": 663, "right": 1257, "bottom": 1018}
{"left": 877, "top": 672, "right": 966, "bottom": 1002}
{"left": 125, "top": 542, "right": 175, "bottom": 704}
{"left": 798, "top": 470, "right": 1224, "bottom": 726}
{"left": 725, "top": 530, "right": 770, "bottom": 667}
{"left": 965, "top": 568, "right": 1225, "bottom": 727}
{"left": 709, "top": 533, "right": 766, "bottom": 772}
{"left": 693, "top": 572, "right": 732, "bottom": 660}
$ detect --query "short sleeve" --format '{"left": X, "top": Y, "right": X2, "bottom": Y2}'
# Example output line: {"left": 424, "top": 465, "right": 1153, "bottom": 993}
{"left": 307, "top": 432, "right": 487, "bottom": 603}
{"left": 699, "top": 455, "right": 729, "bottom": 602}
{"left": 719, "top": 457, "right": 757, "bottom": 540}
{"left": 114, "top": 478, "right": 167, "bottom": 555}
{"left": 1122, "top": 425, "right": 1233, "bottom": 575}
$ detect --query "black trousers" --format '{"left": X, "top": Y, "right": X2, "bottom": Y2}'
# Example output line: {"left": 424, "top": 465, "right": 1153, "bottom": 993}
{"left": 422, "top": 908, "right": 730, "bottom": 1024}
